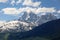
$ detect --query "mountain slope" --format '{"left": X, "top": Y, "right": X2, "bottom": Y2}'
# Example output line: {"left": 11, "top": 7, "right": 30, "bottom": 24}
{"left": 8, "top": 19, "right": 60, "bottom": 40}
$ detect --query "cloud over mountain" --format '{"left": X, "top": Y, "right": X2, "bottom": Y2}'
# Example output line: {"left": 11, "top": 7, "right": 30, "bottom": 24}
{"left": 2, "top": 8, "right": 20, "bottom": 15}
{"left": 2, "top": 7, "right": 56, "bottom": 15}
{"left": 22, "top": 0, "right": 41, "bottom": 7}
{"left": 0, "top": 0, "right": 8, "bottom": 3}
{"left": 0, "top": 0, "right": 60, "bottom": 21}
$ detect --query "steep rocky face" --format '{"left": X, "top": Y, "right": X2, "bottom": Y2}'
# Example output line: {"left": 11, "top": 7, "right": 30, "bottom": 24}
{"left": 18, "top": 12, "right": 39, "bottom": 23}
{"left": 18, "top": 12, "right": 57, "bottom": 25}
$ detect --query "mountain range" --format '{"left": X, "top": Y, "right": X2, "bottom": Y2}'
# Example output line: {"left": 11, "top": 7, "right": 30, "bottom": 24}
{"left": 0, "top": 12, "right": 58, "bottom": 32}
{"left": 8, "top": 19, "right": 60, "bottom": 40}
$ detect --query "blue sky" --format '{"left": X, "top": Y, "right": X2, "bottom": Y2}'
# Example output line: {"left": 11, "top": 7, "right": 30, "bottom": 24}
{"left": 0, "top": 0, "right": 60, "bottom": 21}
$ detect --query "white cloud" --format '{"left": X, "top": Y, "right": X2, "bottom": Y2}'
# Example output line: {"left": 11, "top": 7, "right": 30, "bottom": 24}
{"left": 2, "top": 7, "right": 36, "bottom": 15}
{"left": 35, "top": 7, "right": 56, "bottom": 14}
{"left": 10, "top": 0, "right": 41, "bottom": 7}
{"left": 0, "top": 0, "right": 8, "bottom": 3}
{"left": 11, "top": 0, "right": 22, "bottom": 6}
{"left": 2, "top": 7, "right": 56, "bottom": 15}
{"left": 19, "top": 7, "right": 56, "bottom": 14}
{"left": 23, "top": 0, "right": 41, "bottom": 7}
{"left": 2, "top": 8, "right": 20, "bottom": 15}
{"left": 18, "top": 7, "right": 37, "bottom": 13}
{"left": 16, "top": 0, "right": 22, "bottom": 4}
{"left": 11, "top": 0, "right": 15, "bottom": 6}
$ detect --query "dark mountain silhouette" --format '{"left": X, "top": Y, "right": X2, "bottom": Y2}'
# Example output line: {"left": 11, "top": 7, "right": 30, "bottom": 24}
{"left": 8, "top": 19, "right": 60, "bottom": 40}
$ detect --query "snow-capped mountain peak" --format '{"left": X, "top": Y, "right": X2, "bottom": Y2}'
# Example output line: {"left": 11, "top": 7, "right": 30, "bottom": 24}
{"left": 18, "top": 12, "right": 39, "bottom": 23}
{"left": 0, "top": 20, "right": 33, "bottom": 32}
{"left": 0, "top": 12, "right": 58, "bottom": 33}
